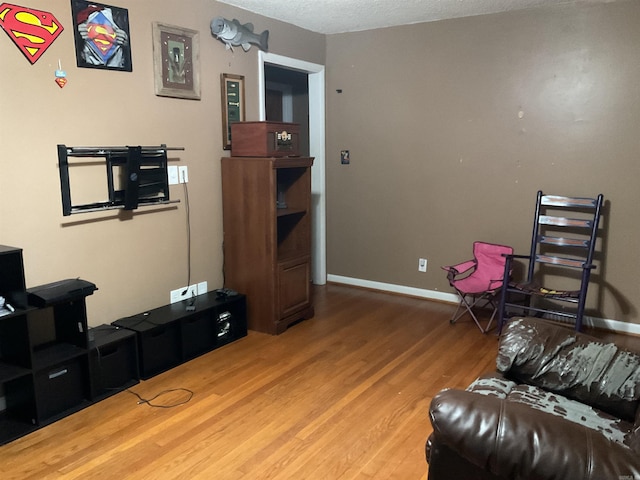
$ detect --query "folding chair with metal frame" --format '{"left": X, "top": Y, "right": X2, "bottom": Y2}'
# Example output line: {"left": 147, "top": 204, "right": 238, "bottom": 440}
{"left": 442, "top": 241, "right": 514, "bottom": 334}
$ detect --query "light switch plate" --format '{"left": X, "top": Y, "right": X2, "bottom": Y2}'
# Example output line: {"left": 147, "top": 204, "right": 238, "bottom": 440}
{"left": 168, "top": 165, "right": 179, "bottom": 185}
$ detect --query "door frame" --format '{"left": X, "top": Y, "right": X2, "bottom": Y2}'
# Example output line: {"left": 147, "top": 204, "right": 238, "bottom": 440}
{"left": 258, "top": 51, "right": 326, "bottom": 285}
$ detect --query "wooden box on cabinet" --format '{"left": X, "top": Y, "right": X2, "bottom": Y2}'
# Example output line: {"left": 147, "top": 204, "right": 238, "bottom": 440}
{"left": 231, "top": 122, "right": 300, "bottom": 157}
{"left": 221, "top": 156, "right": 314, "bottom": 334}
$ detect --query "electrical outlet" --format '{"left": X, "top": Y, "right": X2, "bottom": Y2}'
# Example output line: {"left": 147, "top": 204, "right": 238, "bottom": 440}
{"left": 197, "top": 281, "right": 208, "bottom": 295}
{"left": 170, "top": 284, "right": 197, "bottom": 303}
{"left": 178, "top": 165, "right": 189, "bottom": 183}
{"left": 418, "top": 258, "right": 428, "bottom": 272}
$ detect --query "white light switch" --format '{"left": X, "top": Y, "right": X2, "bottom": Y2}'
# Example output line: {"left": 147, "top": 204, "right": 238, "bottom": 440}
{"left": 168, "top": 165, "right": 179, "bottom": 185}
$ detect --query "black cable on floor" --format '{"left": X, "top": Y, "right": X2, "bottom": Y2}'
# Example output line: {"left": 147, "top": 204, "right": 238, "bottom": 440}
{"left": 126, "top": 387, "right": 194, "bottom": 409}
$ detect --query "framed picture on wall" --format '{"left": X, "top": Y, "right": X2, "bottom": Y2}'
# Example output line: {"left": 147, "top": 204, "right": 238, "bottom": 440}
{"left": 71, "top": 0, "right": 132, "bottom": 71}
{"left": 152, "top": 22, "right": 201, "bottom": 100}
{"left": 221, "top": 73, "right": 246, "bottom": 150}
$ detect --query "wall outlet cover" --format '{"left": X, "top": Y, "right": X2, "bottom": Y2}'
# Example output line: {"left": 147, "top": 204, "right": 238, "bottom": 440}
{"left": 178, "top": 165, "right": 189, "bottom": 183}
{"left": 418, "top": 258, "right": 428, "bottom": 272}
{"left": 170, "top": 284, "right": 197, "bottom": 303}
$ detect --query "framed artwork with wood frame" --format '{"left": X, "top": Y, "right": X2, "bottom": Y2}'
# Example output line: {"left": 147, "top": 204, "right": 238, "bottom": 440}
{"left": 152, "top": 22, "right": 200, "bottom": 100}
{"left": 221, "top": 74, "right": 246, "bottom": 150}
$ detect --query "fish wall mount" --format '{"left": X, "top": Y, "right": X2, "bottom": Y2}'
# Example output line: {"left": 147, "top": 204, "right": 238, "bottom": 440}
{"left": 210, "top": 16, "right": 268, "bottom": 52}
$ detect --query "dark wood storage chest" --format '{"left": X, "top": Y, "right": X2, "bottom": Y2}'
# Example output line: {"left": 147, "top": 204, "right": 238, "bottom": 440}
{"left": 231, "top": 121, "right": 300, "bottom": 157}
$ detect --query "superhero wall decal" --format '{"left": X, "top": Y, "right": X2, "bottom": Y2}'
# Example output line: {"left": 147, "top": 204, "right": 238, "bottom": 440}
{"left": 0, "top": 1, "right": 132, "bottom": 74}
{"left": 71, "top": 0, "right": 132, "bottom": 71}
{"left": 0, "top": 3, "right": 64, "bottom": 64}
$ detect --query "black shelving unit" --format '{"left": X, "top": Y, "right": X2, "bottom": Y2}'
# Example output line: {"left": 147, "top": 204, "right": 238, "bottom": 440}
{"left": 112, "top": 292, "right": 247, "bottom": 379}
{"left": 0, "top": 245, "right": 139, "bottom": 445}
{"left": 0, "top": 244, "right": 245, "bottom": 445}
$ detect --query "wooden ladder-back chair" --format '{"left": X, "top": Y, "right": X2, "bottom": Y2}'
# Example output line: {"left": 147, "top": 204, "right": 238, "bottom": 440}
{"left": 498, "top": 191, "right": 604, "bottom": 332}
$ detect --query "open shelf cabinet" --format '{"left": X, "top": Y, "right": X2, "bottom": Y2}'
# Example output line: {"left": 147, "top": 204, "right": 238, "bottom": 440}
{"left": 221, "top": 157, "right": 314, "bottom": 334}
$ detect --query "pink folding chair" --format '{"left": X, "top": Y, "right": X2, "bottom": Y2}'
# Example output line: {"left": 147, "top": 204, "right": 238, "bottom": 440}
{"left": 442, "top": 241, "right": 513, "bottom": 333}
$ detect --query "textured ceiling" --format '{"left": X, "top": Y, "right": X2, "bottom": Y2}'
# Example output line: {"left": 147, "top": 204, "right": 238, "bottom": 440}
{"left": 217, "top": 0, "right": 617, "bottom": 34}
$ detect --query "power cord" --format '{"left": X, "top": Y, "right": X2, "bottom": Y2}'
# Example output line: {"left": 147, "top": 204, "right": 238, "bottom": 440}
{"left": 126, "top": 387, "right": 194, "bottom": 409}
{"left": 181, "top": 171, "right": 192, "bottom": 297}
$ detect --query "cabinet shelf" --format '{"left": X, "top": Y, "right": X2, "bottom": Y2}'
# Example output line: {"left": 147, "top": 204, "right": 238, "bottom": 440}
{"left": 32, "top": 343, "right": 86, "bottom": 371}
{"left": 0, "top": 362, "right": 31, "bottom": 383}
{"left": 276, "top": 208, "right": 307, "bottom": 217}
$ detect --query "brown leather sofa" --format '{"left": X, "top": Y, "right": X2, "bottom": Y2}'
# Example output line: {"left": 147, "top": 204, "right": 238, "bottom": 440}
{"left": 426, "top": 317, "right": 640, "bottom": 480}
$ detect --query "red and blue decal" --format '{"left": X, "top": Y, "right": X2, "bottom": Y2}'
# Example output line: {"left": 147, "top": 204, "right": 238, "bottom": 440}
{"left": 84, "top": 10, "right": 116, "bottom": 63}
{"left": 0, "top": 3, "right": 63, "bottom": 64}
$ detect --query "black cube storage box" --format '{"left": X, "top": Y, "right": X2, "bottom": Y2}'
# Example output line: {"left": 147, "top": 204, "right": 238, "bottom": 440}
{"left": 33, "top": 357, "right": 88, "bottom": 422}
{"left": 89, "top": 325, "right": 139, "bottom": 399}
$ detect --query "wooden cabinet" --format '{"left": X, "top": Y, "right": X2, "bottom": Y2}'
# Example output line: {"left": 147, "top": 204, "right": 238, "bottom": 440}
{"left": 221, "top": 157, "right": 314, "bottom": 334}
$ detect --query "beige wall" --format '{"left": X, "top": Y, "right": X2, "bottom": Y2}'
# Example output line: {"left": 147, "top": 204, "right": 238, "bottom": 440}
{"left": 3, "top": 0, "right": 639, "bottom": 329}
{"left": 325, "top": 1, "right": 640, "bottom": 325}
{"left": 0, "top": 0, "right": 323, "bottom": 326}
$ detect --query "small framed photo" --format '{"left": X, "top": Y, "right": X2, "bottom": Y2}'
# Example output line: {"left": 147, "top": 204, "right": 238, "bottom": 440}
{"left": 71, "top": 0, "right": 132, "bottom": 71}
{"left": 152, "top": 22, "right": 200, "bottom": 100}
{"left": 221, "top": 74, "right": 245, "bottom": 150}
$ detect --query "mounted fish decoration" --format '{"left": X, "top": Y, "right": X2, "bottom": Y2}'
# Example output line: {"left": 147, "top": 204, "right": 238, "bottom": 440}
{"left": 210, "top": 17, "right": 268, "bottom": 52}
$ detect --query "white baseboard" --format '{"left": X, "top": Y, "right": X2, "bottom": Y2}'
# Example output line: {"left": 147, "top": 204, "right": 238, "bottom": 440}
{"left": 327, "top": 274, "right": 640, "bottom": 336}
{"left": 327, "top": 274, "right": 459, "bottom": 304}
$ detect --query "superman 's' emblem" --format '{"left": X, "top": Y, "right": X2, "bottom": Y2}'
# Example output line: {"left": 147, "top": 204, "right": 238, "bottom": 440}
{"left": 85, "top": 11, "right": 116, "bottom": 63}
{"left": 0, "top": 3, "right": 63, "bottom": 64}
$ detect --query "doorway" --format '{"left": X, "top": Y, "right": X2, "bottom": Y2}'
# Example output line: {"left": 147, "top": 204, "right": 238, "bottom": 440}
{"left": 264, "top": 65, "right": 309, "bottom": 156}
{"left": 258, "top": 52, "right": 326, "bottom": 285}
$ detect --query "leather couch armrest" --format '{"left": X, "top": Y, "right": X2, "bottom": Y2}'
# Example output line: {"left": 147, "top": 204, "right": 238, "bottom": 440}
{"left": 429, "top": 388, "right": 640, "bottom": 480}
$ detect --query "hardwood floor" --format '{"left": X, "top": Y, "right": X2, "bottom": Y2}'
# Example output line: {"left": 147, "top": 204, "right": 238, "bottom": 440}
{"left": 0, "top": 284, "right": 503, "bottom": 479}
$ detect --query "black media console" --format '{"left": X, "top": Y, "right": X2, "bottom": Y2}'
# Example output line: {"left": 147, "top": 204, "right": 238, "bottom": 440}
{"left": 112, "top": 292, "right": 247, "bottom": 379}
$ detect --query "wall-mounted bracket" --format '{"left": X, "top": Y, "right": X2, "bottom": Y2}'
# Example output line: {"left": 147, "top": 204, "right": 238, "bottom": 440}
{"left": 58, "top": 144, "right": 184, "bottom": 216}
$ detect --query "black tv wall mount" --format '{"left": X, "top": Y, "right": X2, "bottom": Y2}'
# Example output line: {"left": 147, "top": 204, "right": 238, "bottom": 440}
{"left": 58, "top": 144, "right": 183, "bottom": 216}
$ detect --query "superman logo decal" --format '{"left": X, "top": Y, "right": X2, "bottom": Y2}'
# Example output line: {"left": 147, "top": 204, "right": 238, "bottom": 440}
{"left": 85, "top": 10, "right": 117, "bottom": 63}
{"left": 0, "top": 3, "right": 63, "bottom": 64}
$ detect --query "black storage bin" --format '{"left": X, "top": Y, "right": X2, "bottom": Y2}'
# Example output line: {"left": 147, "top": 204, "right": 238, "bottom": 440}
{"left": 33, "top": 357, "right": 86, "bottom": 422}
{"left": 89, "top": 326, "right": 139, "bottom": 399}
{"left": 138, "top": 322, "right": 181, "bottom": 379}
{"left": 181, "top": 311, "right": 216, "bottom": 360}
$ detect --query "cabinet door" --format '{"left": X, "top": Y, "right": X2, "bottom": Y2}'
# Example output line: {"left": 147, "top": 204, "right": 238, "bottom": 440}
{"left": 278, "top": 257, "right": 311, "bottom": 319}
